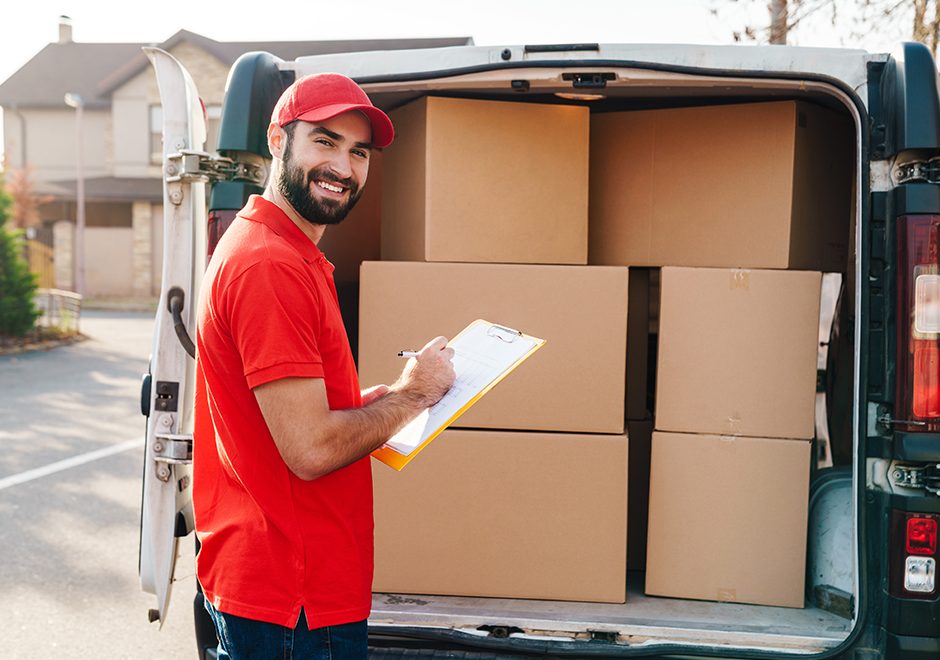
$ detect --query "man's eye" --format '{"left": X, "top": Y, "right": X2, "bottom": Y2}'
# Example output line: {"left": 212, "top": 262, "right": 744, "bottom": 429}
{"left": 353, "top": 150, "right": 369, "bottom": 159}
{"left": 315, "top": 138, "right": 333, "bottom": 147}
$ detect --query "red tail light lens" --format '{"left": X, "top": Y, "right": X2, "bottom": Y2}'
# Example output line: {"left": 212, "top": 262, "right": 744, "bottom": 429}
{"left": 907, "top": 517, "right": 938, "bottom": 555}
{"left": 207, "top": 209, "right": 238, "bottom": 261}
{"left": 891, "top": 510, "right": 940, "bottom": 598}
{"left": 896, "top": 215, "right": 940, "bottom": 431}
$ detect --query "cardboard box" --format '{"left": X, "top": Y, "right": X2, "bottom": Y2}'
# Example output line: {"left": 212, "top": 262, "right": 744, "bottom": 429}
{"left": 627, "top": 419, "right": 653, "bottom": 571}
{"left": 373, "top": 429, "right": 629, "bottom": 602}
{"left": 645, "top": 432, "right": 811, "bottom": 608}
{"left": 589, "top": 101, "right": 853, "bottom": 270}
{"left": 381, "top": 96, "right": 589, "bottom": 265}
{"left": 655, "top": 267, "right": 821, "bottom": 439}
{"left": 359, "top": 261, "right": 629, "bottom": 433}
{"left": 317, "top": 153, "right": 382, "bottom": 283}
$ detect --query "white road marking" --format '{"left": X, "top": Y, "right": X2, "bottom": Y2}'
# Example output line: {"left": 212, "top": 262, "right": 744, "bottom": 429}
{"left": 0, "top": 438, "right": 141, "bottom": 491}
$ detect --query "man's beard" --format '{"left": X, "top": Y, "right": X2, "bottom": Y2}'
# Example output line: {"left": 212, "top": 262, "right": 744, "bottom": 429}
{"left": 276, "top": 158, "right": 362, "bottom": 226}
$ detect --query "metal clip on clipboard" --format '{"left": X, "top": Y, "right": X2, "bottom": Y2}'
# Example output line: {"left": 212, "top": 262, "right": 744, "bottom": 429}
{"left": 486, "top": 324, "right": 523, "bottom": 343}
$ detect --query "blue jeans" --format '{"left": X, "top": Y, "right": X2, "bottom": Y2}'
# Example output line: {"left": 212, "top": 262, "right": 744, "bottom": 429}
{"left": 204, "top": 599, "right": 367, "bottom": 659}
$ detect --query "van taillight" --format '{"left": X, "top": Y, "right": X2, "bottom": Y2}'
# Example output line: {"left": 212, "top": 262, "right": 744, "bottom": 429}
{"left": 207, "top": 209, "right": 238, "bottom": 261}
{"left": 896, "top": 215, "right": 940, "bottom": 430}
{"left": 890, "top": 510, "right": 939, "bottom": 598}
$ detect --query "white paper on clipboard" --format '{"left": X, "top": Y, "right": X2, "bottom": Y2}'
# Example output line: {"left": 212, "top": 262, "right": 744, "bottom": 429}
{"left": 384, "top": 320, "right": 542, "bottom": 456}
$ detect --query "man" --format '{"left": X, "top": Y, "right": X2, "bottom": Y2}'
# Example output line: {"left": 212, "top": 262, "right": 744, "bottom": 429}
{"left": 193, "top": 73, "right": 455, "bottom": 659}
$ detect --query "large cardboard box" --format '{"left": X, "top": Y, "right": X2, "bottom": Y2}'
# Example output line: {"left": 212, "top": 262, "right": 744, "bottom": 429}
{"left": 381, "top": 96, "right": 589, "bottom": 265}
{"left": 645, "top": 432, "right": 811, "bottom": 608}
{"left": 359, "top": 261, "right": 630, "bottom": 433}
{"left": 373, "top": 429, "right": 629, "bottom": 602}
{"left": 589, "top": 101, "right": 853, "bottom": 270}
{"left": 656, "top": 267, "right": 821, "bottom": 440}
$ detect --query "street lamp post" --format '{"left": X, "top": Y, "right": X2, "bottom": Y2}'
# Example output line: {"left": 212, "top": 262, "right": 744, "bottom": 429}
{"left": 64, "top": 92, "right": 85, "bottom": 297}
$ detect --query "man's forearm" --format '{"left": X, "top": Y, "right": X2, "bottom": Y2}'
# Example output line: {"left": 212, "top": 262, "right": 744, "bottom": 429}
{"left": 302, "top": 387, "right": 426, "bottom": 479}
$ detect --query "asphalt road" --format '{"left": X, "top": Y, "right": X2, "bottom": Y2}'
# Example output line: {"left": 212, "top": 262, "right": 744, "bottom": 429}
{"left": 0, "top": 311, "right": 199, "bottom": 659}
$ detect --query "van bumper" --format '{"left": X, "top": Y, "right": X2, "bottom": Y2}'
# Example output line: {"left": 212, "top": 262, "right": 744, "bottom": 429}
{"left": 888, "top": 632, "right": 940, "bottom": 659}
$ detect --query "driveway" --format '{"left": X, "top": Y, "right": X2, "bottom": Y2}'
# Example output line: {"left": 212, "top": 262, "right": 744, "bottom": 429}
{"left": 0, "top": 311, "right": 198, "bottom": 659}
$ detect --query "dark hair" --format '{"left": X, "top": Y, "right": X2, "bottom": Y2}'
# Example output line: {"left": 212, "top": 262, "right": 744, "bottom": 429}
{"left": 280, "top": 120, "right": 299, "bottom": 159}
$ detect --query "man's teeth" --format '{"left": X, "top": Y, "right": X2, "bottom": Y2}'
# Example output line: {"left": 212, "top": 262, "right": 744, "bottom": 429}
{"left": 316, "top": 181, "right": 344, "bottom": 193}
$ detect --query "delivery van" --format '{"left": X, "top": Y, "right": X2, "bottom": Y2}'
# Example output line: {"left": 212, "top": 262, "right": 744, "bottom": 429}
{"left": 139, "top": 41, "right": 940, "bottom": 659}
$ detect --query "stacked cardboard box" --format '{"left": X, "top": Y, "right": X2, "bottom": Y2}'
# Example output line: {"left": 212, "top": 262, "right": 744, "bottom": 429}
{"left": 586, "top": 100, "right": 849, "bottom": 606}
{"left": 351, "top": 95, "right": 849, "bottom": 608}
{"left": 362, "top": 96, "right": 633, "bottom": 602}
{"left": 589, "top": 101, "right": 853, "bottom": 271}
{"left": 644, "top": 267, "right": 821, "bottom": 608}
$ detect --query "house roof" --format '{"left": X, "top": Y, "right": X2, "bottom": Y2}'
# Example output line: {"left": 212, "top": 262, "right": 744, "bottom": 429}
{"left": 0, "top": 42, "right": 148, "bottom": 109}
{"left": 0, "top": 29, "right": 473, "bottom": 109}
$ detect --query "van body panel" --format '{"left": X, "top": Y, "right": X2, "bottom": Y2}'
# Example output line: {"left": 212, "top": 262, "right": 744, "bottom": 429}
{"left": 141, "top": 40, "right": 940, "bottom": 659}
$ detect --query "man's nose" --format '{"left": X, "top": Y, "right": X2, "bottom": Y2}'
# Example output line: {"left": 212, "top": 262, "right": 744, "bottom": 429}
{"left": 327, "top": 150, "right": 353, "bottom": 179}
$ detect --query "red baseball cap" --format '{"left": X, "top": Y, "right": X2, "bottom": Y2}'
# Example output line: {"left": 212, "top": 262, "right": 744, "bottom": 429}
{"left": 271, "top": 72, "right": 394, "bottom": 148}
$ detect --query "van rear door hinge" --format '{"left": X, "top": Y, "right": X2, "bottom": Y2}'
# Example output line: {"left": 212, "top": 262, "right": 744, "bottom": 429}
{"left": 890, "top": 463, "right": 940, "bottom": 496}
{"left": 152, "top": 433, "right": 193, "bottom": 482}
{"left": 164, "top": 150, "right": 266, "bottom": 205}
{"left": 895, "top": 156, "right": 940, "bottom": 184}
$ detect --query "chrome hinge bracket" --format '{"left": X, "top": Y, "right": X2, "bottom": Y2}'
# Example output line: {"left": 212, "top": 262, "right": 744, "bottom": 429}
{"left": 895, "top": 156, "right": 940, "bottom": 185}
{"left": 890, "top": 463, "right": 940, "bottom": 496}
{"left": 164, "top": 149, "right": 266, "bottom": 205}
{"left": 877, "top": 414, "right": 928, "bottom": 430}
{"left": 152, "top": 432, "right": 193, "bottom": 482}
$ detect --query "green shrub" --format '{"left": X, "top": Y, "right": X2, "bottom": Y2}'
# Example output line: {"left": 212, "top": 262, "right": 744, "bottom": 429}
{"left": 0, "top": 179, "right": 39, "bottom": 337}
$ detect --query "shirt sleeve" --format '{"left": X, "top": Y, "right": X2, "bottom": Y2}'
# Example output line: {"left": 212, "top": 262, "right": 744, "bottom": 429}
{"left": 222, "top": 258, "right": 326, "bottom": 389}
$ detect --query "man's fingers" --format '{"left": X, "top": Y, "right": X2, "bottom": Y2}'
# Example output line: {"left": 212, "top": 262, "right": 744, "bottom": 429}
{"left": 420, "top": 336, "right": 449, "bottom": 354}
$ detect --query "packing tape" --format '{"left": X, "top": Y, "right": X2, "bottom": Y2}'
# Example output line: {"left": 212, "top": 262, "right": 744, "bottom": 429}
{"left": 729, "top": 269, "right": 750, "bottom": 290}
{"left": 724, "top": 415, "right": 742, "bottom": 436}
{"left": 717, "top": 587, "right": 737, "bottom": 601}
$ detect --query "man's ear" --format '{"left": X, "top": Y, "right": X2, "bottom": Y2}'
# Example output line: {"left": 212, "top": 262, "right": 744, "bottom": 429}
{"left": 267, "top": 122, "right": 285, "bottom": 159}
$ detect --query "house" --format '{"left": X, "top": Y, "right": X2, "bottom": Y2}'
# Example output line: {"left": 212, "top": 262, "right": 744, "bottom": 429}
{"left": 0, "top": 17, "right": 471, "bottom": 299}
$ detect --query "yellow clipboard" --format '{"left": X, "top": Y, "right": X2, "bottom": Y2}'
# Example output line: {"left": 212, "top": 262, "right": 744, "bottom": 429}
{"left": 371, "top": 319, "right": 545, "bottom": 471}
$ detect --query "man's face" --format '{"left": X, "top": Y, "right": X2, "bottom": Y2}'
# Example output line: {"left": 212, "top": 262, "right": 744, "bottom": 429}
{"left": 276, "top": 112, "right": 372, "bottom": 226}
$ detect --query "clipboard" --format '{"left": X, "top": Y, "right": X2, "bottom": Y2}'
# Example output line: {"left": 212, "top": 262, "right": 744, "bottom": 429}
{"left": 372, "top": 319, "right": 545, "bottom": 471}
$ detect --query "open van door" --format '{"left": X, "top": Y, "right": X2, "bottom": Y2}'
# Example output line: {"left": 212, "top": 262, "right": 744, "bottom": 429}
{"left": 138, "top": 47, "right": 207, "bottom": 627}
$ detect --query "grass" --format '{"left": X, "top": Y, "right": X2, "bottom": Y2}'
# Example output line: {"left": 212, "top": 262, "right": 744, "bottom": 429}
{"left": 0, "top": 326, "right": 86, "bottom": 356}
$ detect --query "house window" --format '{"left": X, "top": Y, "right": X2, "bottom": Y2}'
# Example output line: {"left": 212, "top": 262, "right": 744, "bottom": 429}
{"left": 150, "top": 104, "right": 223, "bottom": 163}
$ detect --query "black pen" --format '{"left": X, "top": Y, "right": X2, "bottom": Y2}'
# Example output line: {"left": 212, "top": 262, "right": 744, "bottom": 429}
{"left": 397, "top": 350, "right": 420, "bottom": 358}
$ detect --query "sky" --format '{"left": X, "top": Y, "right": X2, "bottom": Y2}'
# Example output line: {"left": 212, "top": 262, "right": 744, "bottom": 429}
{"left": 0, "top": 0, "right": 918, "bottom": 86}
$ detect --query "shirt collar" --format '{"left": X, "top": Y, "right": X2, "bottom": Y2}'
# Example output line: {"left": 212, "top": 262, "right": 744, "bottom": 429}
{"left": 238, "top": 195, "right": 332, "bottom": 271}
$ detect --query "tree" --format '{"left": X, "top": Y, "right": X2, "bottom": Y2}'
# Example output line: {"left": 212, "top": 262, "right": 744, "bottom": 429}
{"left": 6, "top": 166, "right": 51, "bottom": 230}
{"left": 720, "top": 0, "right": 940, "bottom": 54}
{"left": 0, "top": 174, "right": 40, "bottom": 337}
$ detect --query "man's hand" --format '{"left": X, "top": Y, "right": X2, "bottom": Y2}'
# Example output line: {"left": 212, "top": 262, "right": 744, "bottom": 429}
{"left": 254, "top": 336, "right": 455, "bottom": 481}
{"left": 392, "top": 336, "right": 456, "bottom": 409}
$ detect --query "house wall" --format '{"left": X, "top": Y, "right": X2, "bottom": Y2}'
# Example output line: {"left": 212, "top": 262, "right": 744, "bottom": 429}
{"left": 85, "top": 226, "right": 134, "bottom": 296}
{"left": 9, "top": 108, "right": 109, "bottom": 183}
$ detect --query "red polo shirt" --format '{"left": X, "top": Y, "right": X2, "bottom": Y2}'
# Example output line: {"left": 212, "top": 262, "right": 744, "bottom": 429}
{"left": 193, "top": 195, "right": 372, "bottom": 630}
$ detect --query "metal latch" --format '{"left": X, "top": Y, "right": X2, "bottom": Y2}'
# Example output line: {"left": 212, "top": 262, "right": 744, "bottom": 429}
{"left": 890, "top": 463, "right": 940, "bottom": 496}
{"left": 561, "top": 72, "right": 615, "bottom": 89}
{"left": 895, "top": 156, "right": 940, "bottom": 185}
{"left": 152, "top": 433, "right": 193, "bottom": 482}
{"left": 877, "top": 413, "right": 928, "bottom": 430}
{"left": 164, "top": 149, "right": 266, "bottom": 205}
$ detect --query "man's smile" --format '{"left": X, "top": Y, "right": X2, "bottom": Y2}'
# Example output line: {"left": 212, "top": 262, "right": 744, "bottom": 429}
{"left": 314, "top": 178, "right": 348, "bottom": 196}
